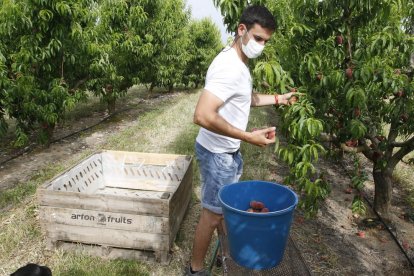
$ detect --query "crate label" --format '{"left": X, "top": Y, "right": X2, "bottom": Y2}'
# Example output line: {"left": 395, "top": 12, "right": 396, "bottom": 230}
{"left": 71, "top": 213, "right": 132, "bottom": 225}
{"left": 41, "top": 206, "right": 167, "bottom": 234}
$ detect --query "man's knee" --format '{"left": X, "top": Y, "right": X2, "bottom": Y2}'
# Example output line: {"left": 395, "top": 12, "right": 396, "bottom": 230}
{"left": 201, "top": 208, "right": 223, "bottom": 229}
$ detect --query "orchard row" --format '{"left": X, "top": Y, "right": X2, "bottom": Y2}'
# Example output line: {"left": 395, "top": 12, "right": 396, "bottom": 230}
{"left": 0, "top": 0, "right": 223, "bottom": 146}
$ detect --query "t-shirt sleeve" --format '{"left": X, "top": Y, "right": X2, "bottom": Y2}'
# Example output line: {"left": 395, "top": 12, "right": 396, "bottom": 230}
{"left": 204, "top": 59, "right": 240, "bottom": 103}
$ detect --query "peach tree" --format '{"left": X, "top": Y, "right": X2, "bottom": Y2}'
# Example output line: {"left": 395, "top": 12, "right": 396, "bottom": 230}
{"left": 0, "top": 0, "right": 94, "bottom": 145}
{"left": 134, "top": 0, "right": 191, "bottom": 92}
{"left": 183, "top": 18, "right": 223, "bottom": 88}
{"left": 215, "top": 0, "right": 414, "bottom": 218}
{"left": 85, "top": 0, "right": 143, "bottom": 113}
{"left": 0, "top": 0, "right": 206, "bottom": 145}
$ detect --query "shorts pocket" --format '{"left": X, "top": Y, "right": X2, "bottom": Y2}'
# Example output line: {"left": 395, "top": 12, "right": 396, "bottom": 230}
{"left": 212, "top": 153, "right": 236, "bottom": 177}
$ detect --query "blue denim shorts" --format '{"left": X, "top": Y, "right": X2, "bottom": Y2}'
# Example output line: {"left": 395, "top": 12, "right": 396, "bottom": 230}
{"left": 195, "top": 142, "right": 243, "bottom": 214}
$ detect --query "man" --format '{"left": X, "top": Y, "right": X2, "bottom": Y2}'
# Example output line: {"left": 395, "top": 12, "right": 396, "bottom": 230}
{"left": 186, "top": 5, "right": 296, "bottom": 276}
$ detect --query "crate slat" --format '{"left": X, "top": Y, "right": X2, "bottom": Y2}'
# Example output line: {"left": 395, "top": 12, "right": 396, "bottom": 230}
{"left": 50, "top": 242, "right": 170, "bottom": 264}
{"left": 104, "top": 177, "right": 179, "bottom": 193}
{"left": 44, "top": 223, "right": 169, "bottom": 251}
{"left": 38, "top": 189, "right": 169, "bottom": 216}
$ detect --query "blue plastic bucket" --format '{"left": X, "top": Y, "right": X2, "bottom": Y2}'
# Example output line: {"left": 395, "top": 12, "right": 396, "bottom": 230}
{"left": 218, "top": 180, "right": 298, "bottom": 270}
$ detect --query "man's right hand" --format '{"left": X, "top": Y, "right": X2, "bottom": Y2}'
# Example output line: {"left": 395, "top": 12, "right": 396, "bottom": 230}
{"left": 245, "top": 127, "right": 276, "bottom": 147}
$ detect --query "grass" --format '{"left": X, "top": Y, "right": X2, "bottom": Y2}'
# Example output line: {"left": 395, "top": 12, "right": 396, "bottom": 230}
{"left": 0, "top": 89, "right": 281, "bottom": 276}
{"left": 52, "top": 255, "right": 151, "bottom": 276}
{"left": 380, "top": 126, "right": 414, "bottom": 209}
{"left": 61, "top": 85, "right": 149, "bottom": 123}
{"left": 393, "top": 163, "right": 414, "bottom": 209}
{"left": 0, "top": 165, "right": 67, "bottom": 211}
{"left": 241, "top": 108, "right": 280, "bottom": 181}
{"left": 0, "top": 181, "right": 37, "bottom": 210}
{"left": 102, "top": 90, "right": 200, "bottom": 153}
{"left": 399, "top": 151, "right": 414, "bottom": 209}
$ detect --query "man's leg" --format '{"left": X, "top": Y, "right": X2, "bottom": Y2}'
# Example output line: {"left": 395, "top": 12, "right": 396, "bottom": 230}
{"left": 190, "top": 208, "right": 223, "bottom": 271}
{"left": 188, "top": 143, "right": 243, "bottom": 273}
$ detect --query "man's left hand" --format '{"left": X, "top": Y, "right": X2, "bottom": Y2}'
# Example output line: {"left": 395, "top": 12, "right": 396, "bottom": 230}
{"left": 277, "top": 92, "right": 300, "bottom": 105}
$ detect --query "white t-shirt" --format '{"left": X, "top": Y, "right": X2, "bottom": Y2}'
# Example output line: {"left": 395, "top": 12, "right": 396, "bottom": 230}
{"left": 196, "top": 47, "right": 252, "bottom": 153}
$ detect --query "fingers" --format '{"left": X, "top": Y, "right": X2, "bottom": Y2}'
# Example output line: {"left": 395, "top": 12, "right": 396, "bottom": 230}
{"left": 263, "top": 127, "right": 276, "bottom": 137}
{"left": 264, "top": 127, "right": 276, "bottom": 143}
{"left": 285, "top": 91, "right": 303, "bottom": 98}
{"left": 250, "top": 126, "right": 276, "bottom": 146}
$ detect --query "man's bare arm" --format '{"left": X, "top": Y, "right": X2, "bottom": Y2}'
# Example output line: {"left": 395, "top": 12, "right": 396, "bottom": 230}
{"left": 251, "top": 92, "right": 298, "bottom": 107}
{"left": 193, "top": 89, "right": 275, "bottom": 147}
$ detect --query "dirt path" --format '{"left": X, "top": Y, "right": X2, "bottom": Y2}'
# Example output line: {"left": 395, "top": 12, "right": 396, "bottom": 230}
{"left": 1, "top": 90, "right": 413, "bottom": 275}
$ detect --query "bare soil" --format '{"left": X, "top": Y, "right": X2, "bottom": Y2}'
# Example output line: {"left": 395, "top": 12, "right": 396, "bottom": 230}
{"left": 1, "top": 90, "right": 413, "bottom": 275}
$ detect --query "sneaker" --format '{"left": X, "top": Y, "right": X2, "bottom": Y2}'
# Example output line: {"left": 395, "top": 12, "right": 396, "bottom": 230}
{"left": 183, "top": 265, "right": 209, "bottom": 276}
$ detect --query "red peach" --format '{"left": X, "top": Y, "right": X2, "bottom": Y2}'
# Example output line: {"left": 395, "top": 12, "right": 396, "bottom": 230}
{"left": 336, "top": 35, "right": 343, "bottom": 45}
{"left": 261, "top": 208, "right": 270, "bottom": 213}
{"left": 346, "top": 68, "right": 353, "bottom": 79}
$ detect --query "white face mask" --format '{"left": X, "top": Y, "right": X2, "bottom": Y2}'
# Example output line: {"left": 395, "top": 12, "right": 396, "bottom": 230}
{"left": 241, "top": 30, "right": 265, "bottom": 59}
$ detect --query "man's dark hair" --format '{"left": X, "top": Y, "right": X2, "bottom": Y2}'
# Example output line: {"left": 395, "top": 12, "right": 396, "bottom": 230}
{"left": 238, "top": 5, "right": 276, "bottom": 32}
{"left": 10, "top": 263, "right": 52, "bottom": 276}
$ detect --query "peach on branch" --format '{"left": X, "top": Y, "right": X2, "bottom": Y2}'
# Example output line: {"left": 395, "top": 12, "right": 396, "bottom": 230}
{"left": 345, "top": 68, "right": 353, "bottom": 79}
{"left": 394, "top": 90, "right": 405, "bottom": 98}
{"left": 336, "top": 35, "right": 344, "bottom": 45}
{"left": 316, "top": 73, "right": 323, "bottom": 81}
{"left": 400, "top": 113, "right": 409, "bottom": 123}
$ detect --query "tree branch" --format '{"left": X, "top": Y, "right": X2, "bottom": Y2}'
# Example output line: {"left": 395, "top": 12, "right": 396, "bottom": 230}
{"left": 70, "top": 77, "right": 89, "bottom": 92}
{"left": 340, "top": 143, "right": 369, "bottom": 153}
{"left": 319, "top": 132, "right": 337, "bottom": 142}
{"left": 389, "top": 138, "right": 414, "bottom": 169}
{"left": 357, "top": 139, "right": 376, "bottom": 161}
{"left": 346, "top": 25, "right": 352, "bottom": 61}
{"left": 385, "top": 121, "right": 399, "bottom": 160}
{"left": 61, "top": 52, "right": 64, "bottom": 79}
{"left": 390, "top": 136, "right": 414, "bottom": 147}
{"left": 365, "top": 133, "right": 380, "bottom": 147}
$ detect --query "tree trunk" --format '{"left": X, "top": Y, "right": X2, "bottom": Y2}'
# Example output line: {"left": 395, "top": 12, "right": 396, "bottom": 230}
{"left": 41, "top": 123, "right": 55, "bottom": 148}
{"left": 107, "top": 98, "right": 116, "bottom": 114}
{"left": 105, "top": 85, "right": 116, "bottom": 114}
{"left": 373, "top": 168, "right": 393, "bottom": 219}
{"left": 149, "top": 82, "right": 155, "bottom": 92}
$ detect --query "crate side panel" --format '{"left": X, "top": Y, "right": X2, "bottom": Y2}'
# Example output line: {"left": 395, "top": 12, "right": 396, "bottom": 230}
{"left": 102, "top": 152, "right": 191, "bottom": 193}
{"left": 103, "top": 150, "right": 191, "bottom": 165}
{"left": 40, "top": 206, "right": 169, "bottom": 234}
{"left": 96, "top": 187, "right": 169, "bottom": 200}
{"left": 44, "top": 223, "right": 169, "bottom": 251}
{"left": 168, "top": 158, "right": 193, "bottom": 245}
{"left": 48, "top": 154, "right": 103, "bottom": 194}
{"left": 38, "top": 191, "right": 168, "bottom": 216}
{"left": 103, "top": 177, "right": 178, "bottom": 193}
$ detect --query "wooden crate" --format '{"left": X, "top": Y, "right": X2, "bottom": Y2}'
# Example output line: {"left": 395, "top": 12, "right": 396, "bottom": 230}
{"left": 37, "top": 150, "right": 193, "bottom": 264}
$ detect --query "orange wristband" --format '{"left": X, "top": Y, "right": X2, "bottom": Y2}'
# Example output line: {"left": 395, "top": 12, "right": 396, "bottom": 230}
{"left": 274, "top": 94, "right": 279, "bottom": 105}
